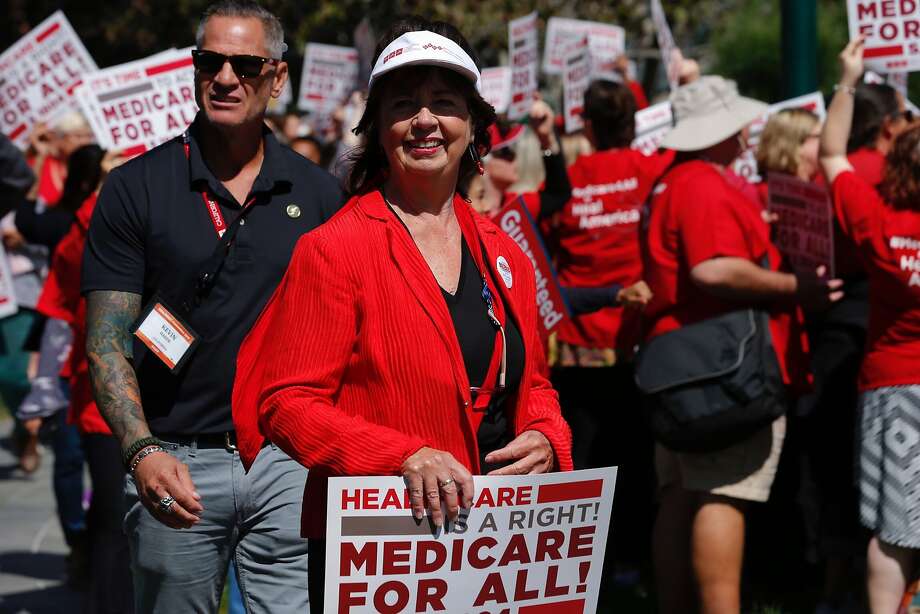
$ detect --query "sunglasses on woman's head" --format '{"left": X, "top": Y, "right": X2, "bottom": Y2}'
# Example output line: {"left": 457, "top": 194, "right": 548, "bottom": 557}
{"left": 192, "top": 50, "right": 279, "bottom": 79}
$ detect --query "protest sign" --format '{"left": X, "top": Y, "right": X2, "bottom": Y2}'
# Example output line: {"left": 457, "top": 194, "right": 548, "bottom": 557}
{"left": 75, "top": 47, "right": 196, "bottom": 157}
{"left": 650, "top": 0, "right": 683, "bottom": 91}
{"left": 481, "top": 67, "right": 512, "bottom": 115}
{"left": 632, "top": 101, "right": 673, "bottom": 155}
{"left": 0, "top": 243, "right": 18, "bottom": 319}
{"left": 562, "top": 39, "right": 591, "bottom": 134}
{"left": 847, "top": 0, "right": 920, "bottom": 72}
{"left": 543, "top": 18, "right": 625, "bottom": 77}
{"left": 0, "top": 11, "right": 97, "bottom": 148}
{"left": 733, "top": 91, "right": 827, "bottom": 183}
{"left": 768, "top": 173, "right": 835, "bottom": 277}
{"left": 325, "top": 467, "right": 616, "bottom": 614}
{"left": 508, "top": 12, "right": 539, "bottom": 121}
{"left": 495, "top": 197, "right": 571, "bottom": 338}
{"left": 297, "top": 43, "right": 359, "bottom": 115}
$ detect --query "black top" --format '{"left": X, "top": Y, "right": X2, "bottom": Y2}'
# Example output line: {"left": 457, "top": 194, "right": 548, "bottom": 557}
{"left": 82, "top": 114, "right": 344, "bottom": 435}
{"left": 537, "top": 152, "right": 572, "bottom": 218}
{"left": 15, "top": 199, "right": 75, "bottom": 251}
{"left": 440, "top": 239, "right": 525, "bottom": 463}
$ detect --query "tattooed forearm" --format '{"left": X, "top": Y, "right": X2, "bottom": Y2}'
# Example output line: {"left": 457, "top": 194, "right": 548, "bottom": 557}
{"left": 86, "top": 290, "right": 149, "bottom": 450}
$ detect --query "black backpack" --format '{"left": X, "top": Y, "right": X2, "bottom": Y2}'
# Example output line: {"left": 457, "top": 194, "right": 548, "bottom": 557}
{"left": 634, "top": 308, "right": 786, "bottom": 453}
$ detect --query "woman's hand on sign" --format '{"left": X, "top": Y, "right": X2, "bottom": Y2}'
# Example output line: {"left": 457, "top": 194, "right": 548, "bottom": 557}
{"left": 485, "top": 429, "right": 555, "bottom": 476}
{"left": 618, "top": 281, "right": 653, "bottom": 309}
{"left": 401, "top": 447, "right": 474, "bottom": 527}
{"left": 839, "top": 36, "right": 865, "bottom": 87}
{"left": 795, "top": 265, "right": 845, "bottom": 311}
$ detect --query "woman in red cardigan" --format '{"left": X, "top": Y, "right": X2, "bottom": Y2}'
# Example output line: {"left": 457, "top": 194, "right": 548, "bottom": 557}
{"left": 232, "top": 17, "right": 573, "bottom": 608}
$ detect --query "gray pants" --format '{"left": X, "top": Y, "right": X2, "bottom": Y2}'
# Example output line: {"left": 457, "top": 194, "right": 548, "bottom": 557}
{"left": 124, "top": 439, "right": 308, "bottom": 613}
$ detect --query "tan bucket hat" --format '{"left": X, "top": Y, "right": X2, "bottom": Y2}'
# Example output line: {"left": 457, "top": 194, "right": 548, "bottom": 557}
{"left": 661, "top": 75, "right": 768, "bottom": 151}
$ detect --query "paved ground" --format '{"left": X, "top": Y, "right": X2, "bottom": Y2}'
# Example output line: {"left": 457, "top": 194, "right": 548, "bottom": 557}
{"left": 0, "top": 419, "right": 81, "bottom": 614}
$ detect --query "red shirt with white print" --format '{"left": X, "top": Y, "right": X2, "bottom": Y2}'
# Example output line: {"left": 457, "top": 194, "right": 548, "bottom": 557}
{"left": 831, "top": 171, "right": 920, "bottom": 390}
{"left": 548, "top": 148, "right": 672, "bottom": 353}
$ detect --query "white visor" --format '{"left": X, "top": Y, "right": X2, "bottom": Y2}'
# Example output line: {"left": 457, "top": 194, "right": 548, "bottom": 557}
{"left": 368, "top": 30, "right": 481, "bottom": 92}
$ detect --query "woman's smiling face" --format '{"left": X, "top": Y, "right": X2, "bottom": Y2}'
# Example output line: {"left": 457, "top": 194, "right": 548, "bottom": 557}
{"left": 378, "top": 68, "right": 473, "bottom": 182}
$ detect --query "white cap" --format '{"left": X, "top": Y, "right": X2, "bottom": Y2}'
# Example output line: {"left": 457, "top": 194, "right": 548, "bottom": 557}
{"left": 368, "top": 30, "right": 481, "bottom": 91}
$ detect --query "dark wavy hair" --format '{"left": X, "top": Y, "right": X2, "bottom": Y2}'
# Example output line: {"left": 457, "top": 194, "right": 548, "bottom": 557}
{"left": 345, "top": 16, "right": 496, "bottom": 196}
{"left": 879, "top": 124, "right": 920, "bottom": 210}
{"left": 583, "top": 79, "right": 636, "bottom": 151}
{"left": 58, "top": 144, "right": 105, "bottom": 213}
{"left": 849, "top": 83, "right": 901, "bottom": 152}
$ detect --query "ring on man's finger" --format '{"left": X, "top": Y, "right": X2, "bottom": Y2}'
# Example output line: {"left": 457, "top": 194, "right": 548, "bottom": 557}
{"left": 439, "top": 477, "right": 455, "bottom": 488}
{"left": 158, "top": 495, "right": 176, "bottom": 514}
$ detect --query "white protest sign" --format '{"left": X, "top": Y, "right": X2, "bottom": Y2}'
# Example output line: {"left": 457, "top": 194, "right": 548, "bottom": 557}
{"left": 733, "top": 91, "right": 827, "bottom": 183}
{"left": 650, "top": 0, "right": 683, "bottom": 91}
{"left": 768, "top": 173, "right": 835, "bottom": 277}
{"left": 865, "top": 68, "right": 910, "bottom": 95}
{"left": 508, "top": 12, "right": 540, "bottom": 121}
{"left": 481, "top": 67, "right": 512, "bottom": 115}
{"left": 75, "top": 47, "right": 197, "bottom": 157}
{"left": 325, "top": 468, "right": 617, "bottom": 614}
{"left": 0, "top": 11, "right": 97, "bottom": 148}
{"left": 297, "top": 43, "right": 359, "bottom": 115}
{"left": 632, "top": 101, "right": 673, "bottom": 155}
{"left": 0, "top": 243, "right": 18, "bottom": 319}
{"left": 543, "top": 18, "right": 625, "bottom": 76}
{"left": 847, "top": 0, "right": 920, "bottom": 72}
{"left": 563, "top": 39, "right": 591, "bottom": 134}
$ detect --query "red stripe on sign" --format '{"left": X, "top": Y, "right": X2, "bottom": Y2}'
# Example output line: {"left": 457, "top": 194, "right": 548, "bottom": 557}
{"left": 67, "top": 80, "right": 83, "bottom": 96}
{"left": 511, "top": 93, "right": 525, "bottom": 103}
{"left": 121, "top": 144, "right": 148, "bottom": 158}
{"left": 537, "top": 479, "right": 603, "bottom": 503}
{"left": 570, "top": 106, "right": 583, "bottom": 116}
{"left": 145, "top": 57, "right": 193, "bottom": 76}
{"left": 36, "top": 22, "right": 61, "bottom": 43}
{"left": 307, "top": 94, "right": 324, "bottom": 100}
{"left": 519, "top": 599, "right": 585, "bottom": 614}
{"left": 864, "top": 45, "right": 903, "bottom": 58}
{"left": 8, "top": 124, "right": 27, "bottom": 141}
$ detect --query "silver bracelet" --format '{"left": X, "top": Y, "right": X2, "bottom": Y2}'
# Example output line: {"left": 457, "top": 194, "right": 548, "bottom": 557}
{"left": 834, "top": 83, "right": 857, "bottom": 95}
{"left": 129, "top": 445, "right": 166, "bottom": 474}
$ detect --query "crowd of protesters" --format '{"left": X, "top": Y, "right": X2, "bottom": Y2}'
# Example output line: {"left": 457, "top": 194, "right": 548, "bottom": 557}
{"left": 1, "top": 1, "right": 919, "bottom": 614}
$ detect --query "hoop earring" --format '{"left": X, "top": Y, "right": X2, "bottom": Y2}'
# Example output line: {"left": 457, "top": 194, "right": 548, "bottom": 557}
{"left": 468, "top": 143, "right": 485, "bottom": 175}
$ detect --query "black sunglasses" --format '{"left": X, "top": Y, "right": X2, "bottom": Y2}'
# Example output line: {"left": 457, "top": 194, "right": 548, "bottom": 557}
{"left": 191, "top": 50, "right": 279, "bottom": 79}
{"left": 492, "top": 147, "right": 516, "bottom": 162}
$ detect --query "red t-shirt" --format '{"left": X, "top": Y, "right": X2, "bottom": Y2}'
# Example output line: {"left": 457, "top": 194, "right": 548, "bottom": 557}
{"left": 32, "top": 156, "right": 66, "bottom": 207}
{"left": 548, "top": 148, "right": 673, "bottom": 349}
{"left": 642, "top": 161, "right": 808, "bottom": 389}
{"left": 815, "top": 148, "right": 886, "bottom": 277}
{"left": 35, "top": 194, "right": 109, "bottom": 434}
{"left": 831, "top": 171, "right": 920, "bottom": 390}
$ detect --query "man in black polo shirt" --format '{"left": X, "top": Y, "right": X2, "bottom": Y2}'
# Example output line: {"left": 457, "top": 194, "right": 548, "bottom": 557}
{"left": 82, "top": 2, "right": 342, "bottom": 611}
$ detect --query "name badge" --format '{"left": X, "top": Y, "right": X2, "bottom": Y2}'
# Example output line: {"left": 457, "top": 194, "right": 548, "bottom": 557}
{"left": 132, "top": 298, "right": 199, "bottom": 373}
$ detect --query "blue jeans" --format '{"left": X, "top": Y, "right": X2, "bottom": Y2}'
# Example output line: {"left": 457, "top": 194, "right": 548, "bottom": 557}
{"left": 51, "top": 406, "right": 86, "bottom": 539}
{"left": 124, "top": 440, "right": 309, "bottom": 613}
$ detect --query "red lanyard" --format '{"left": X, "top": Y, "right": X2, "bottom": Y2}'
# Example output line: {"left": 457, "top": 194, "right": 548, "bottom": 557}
{"left": 182, "top": 132, "right": 255, "bottom": 238}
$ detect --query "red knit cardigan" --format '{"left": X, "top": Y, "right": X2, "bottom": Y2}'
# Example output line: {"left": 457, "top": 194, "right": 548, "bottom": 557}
{"left": 232, "top": 190, "right": 573, "bottom": 537}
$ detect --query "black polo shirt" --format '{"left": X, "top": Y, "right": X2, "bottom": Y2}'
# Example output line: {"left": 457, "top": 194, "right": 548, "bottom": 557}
{"left": 81, "top": 114, "right": 343, "bottom": 435}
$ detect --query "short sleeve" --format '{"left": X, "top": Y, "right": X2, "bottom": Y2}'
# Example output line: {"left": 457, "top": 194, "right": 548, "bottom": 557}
{"left": 676, "top": 173, "right": 757, "bottom": 268}
{"left": 81, "top": 168, "right": 147, "bottom": 295}
{"left": 832, "top": 170, "right": 882, "bottom": 247}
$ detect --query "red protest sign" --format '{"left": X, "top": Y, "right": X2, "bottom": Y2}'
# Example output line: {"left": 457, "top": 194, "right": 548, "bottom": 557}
{"left": 768, "top": 173, "right": 836, "bottom": 278}
{"left": 494, "top": 197, "right": 571, "bottom": 338}
{"left": 847, "top": 0, "right": 920, "bottom": 71}
{"left": 326, "top": 468, "right": 617, "bottom": 614}
{"left": 0, "top": 11, "right": 97, "bottom": 148}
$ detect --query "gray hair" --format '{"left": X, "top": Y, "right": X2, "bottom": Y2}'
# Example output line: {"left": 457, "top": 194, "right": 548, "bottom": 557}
{"left": 195, "top": 1, "right": 287, "bottom": 59}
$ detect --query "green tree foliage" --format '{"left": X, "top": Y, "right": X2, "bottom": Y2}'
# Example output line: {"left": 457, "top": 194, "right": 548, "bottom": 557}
{"left": 710, "top": 0, "right": 876, "bottom": 103}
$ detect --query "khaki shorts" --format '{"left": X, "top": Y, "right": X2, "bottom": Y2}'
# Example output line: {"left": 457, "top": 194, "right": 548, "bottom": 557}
{"left": 656, "top": 415, "right": 786, "bottom": 503}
